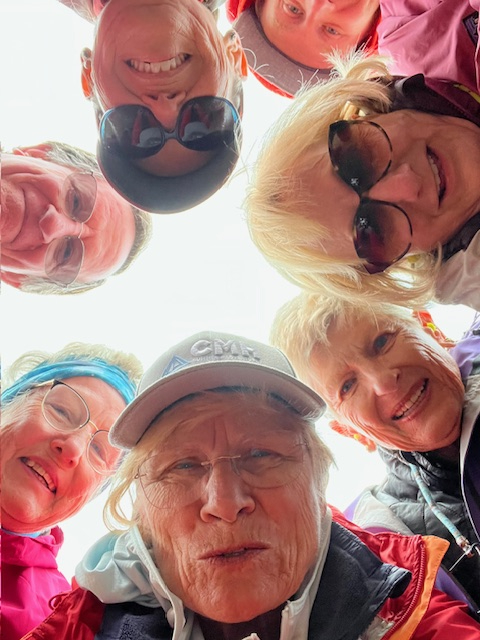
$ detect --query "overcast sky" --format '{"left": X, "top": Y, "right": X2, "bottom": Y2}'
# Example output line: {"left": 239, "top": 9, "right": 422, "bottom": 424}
{"left": 3, "top": 0, "right": 476, "bottom": 579}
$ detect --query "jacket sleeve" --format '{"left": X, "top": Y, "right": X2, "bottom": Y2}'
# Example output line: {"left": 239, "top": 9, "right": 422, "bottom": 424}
{"left": 412, "top": 588, "right": 480, "bottom": 638}
{"left": 450, "top": 313, "right": 480, "bottom": 380}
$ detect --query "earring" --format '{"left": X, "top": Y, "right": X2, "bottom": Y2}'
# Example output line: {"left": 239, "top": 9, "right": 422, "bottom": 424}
{"left": 352, "top": 433, "right": 377, "bottom": 453}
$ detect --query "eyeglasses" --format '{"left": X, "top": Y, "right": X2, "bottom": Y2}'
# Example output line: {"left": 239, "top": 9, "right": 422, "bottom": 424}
{"left": 328, "top": 120, "right": 413, "bottom": 274}
{"left": 36, "top": 380, "right": 121, "bottom": 475}
{"left": 136, "top": 430, "right": 307, "bottom": 509}
{"left": 44, "top": 171, "right": 97, "bottom": 285}
{"left": 99, "top": 96, "right": 239, "bottom": 159}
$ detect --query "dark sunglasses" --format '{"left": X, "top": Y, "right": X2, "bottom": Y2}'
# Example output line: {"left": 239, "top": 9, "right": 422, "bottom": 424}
{"left": 100, "top": 96, "right": 239, "bottom": 159}
{"left": 328, "top": 120, "right": 413, "bottom": 274}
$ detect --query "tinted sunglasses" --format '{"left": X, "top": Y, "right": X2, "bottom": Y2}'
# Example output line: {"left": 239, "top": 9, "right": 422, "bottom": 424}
{"left": 328, "top": 120, "right": 413, "bottom": 274}
{"left": 100, "top": 96, "right": 239, "bottom": 159}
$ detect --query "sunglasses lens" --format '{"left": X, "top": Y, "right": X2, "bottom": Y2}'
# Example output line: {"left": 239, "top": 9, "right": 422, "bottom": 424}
{"left": 329, "top": 121, "right": 392, "bottom": 194}
{"left": 178, "top": 97, "right": 238, "bottom": 151}
{"left": 45, "top": 236, "right": 84, "bottom": 285}
{"left": 353, "top": 201, "right": 412, "bottom": 272}
{"left": 101, "top": 106, "right": 164, "bottom": 159}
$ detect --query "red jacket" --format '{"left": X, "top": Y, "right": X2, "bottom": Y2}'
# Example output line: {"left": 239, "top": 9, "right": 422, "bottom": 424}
{"left": 19, "top": 512, "right": 480, "bottom": 640}
{"left": 1, "top": 528, "right": 71, "bottom": 640}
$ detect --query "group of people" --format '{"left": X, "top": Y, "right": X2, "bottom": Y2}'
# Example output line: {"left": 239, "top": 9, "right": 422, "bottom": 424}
{"left": 3, "top": 0, "right": 480, "bottom": 639}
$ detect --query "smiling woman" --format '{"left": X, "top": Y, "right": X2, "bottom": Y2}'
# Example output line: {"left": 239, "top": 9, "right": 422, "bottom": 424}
{"left": 0, "top": 343, "right": 141, "bottom": 640}
{"left": 245, "top": 55, "right": 480, "bottom": 311}
{"left": 271, "top": 291, "right": 480, "bottom": 607}
{"left": 64, "top": 0, "right": 248, "bottom": 213}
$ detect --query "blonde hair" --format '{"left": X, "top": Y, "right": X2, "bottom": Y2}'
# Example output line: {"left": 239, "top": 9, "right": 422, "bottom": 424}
{"left": 245, "top": 53, "right": 438, "bottom": 308}
{"left": 3, "top": 342, "right": 142, "bottom": 388}
{"left": 2, "top": 342, "right": 143, "bottom": 437}
{"left": 271, "top": 291, "right": 415, "bottom": 385}
{"left": 104, "top": 389, "right": 333, "bottom": 532}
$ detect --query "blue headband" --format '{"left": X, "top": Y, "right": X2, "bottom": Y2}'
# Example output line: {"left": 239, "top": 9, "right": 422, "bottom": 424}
{"left": 1, "top": 358, "right": 136, "bottom": 405}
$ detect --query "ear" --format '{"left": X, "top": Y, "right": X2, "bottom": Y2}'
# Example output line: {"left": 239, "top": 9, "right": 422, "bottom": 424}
{"left": 80, "top": 47, "right": 95, "bottom": 100}
{"left": 224, "top": 31, "right": 248, "bottom": 79}
{"left": 11, "top": 143, "right": 52, "bottom": 160}
{"left": 1, "top": 270, "right": 25, "bottom": 289}
{"left": 329, "top": 420, "right": 377, "bottom": 452}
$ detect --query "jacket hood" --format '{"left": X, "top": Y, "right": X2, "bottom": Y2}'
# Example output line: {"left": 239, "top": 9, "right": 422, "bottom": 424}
{"left": 75, "top": 526, "right": 188, "bottom": 633}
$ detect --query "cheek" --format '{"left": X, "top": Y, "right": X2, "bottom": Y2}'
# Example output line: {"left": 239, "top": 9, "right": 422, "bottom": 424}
{"left": 417, "top": 343, "right": 464, "bottom": 397}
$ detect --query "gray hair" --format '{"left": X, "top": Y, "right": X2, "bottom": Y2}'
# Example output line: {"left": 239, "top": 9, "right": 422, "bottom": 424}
{"left": 17, "top": 141, "right": 153, "bottom": 296}
{"left": 104, "top": 389, "right": 333, "bottom": 531}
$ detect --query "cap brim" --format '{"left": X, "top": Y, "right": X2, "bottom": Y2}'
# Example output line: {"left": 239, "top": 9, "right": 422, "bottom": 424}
{"left": 234, "top": 8, "right": 331, "bottom": 97}
{"left": 97, "top": 138, "right": 240, "bottom": 214}
{"left": 110, "top": 361, "right": 325, "bottom": 449}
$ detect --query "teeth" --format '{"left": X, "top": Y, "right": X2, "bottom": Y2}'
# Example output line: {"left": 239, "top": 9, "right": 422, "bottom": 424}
{"left": 129, "top": 54, "right": 188, "bottom": 73}
{"left": 23, "top": 458, "right": 56, "bottom": 492}
{"left": 427, "top": 151, "right": 441, "bottom": 197}
{"left": 393, "top": 382, "right": 426, "bottom": 420}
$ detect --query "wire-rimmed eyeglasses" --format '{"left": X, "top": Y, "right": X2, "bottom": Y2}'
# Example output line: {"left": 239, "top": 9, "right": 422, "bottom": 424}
{"left": 44, "top": 171, "right": 97, "bottom": 286}
{"left": 34, "top": 379, "right": 121, "bottom": 475}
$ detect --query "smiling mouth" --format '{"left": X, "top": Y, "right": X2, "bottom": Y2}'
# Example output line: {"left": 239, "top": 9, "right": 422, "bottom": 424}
{"left": 392, "top": 380, "right": 428, "bottom": 420}
{"left": 127, "top": 53, "right": 190, "bottom": 74}
{"left": 21, "top": 457, "right": 57, "bottom": 493}
{"left": 427, "top": 149, "right": 446, "bottom": 203}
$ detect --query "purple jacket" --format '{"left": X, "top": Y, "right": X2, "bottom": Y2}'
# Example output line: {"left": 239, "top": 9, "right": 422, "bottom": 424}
{"left": 378, "top": 0, "right": 479, "bottom": 93}
{"left": 451, "top": 314, "right": 480, "bottom": 536}
{"left": 1, "top": 527, "right": 71, "bottom": 640}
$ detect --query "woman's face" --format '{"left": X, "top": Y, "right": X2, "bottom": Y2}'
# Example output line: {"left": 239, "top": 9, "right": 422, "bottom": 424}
{"left": 302, "top": 110, "right": 480, "bottom": 262}
{"left": 309, "top": 315, "right": 465, "bottom": 451}
{"left": 259, "top": 0, "right": 379, "bottom": 68}
{"left": 1, "top": 377, "right": 126, "bottom": 533}
{"left": 91, "top": 0, "right": 239, "bottom": 115}
{"left": 137, "top": 399, "right": 321, "bottom": 623}
{"left": 87, "top": 0, "right": 244, "bottom": 176}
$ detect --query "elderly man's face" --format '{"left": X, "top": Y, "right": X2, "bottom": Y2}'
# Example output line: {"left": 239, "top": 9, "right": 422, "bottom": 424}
{"left": 1, "top": 145, "right": 136, "bottom": 289}
{"left": 138, "top": 397, "right": 321, "bottom": 623}
{"left": 1, "top": 377, "right": 126, "bottom": 534}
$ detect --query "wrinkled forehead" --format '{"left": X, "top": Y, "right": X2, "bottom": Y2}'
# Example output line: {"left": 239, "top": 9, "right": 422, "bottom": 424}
{"left": 144, "top": 392, "right": 305, "bottom": 449}
{"left": 3, "top": 152, "right": 73, "bottom": 179}
{"left": 95, "top": 0, "right": 214, "bottom": 33}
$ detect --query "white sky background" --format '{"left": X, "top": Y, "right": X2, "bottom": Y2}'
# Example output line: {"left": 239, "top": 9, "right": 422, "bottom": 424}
{"left": 2, "top": 0, "right": 476, "bottom": 579}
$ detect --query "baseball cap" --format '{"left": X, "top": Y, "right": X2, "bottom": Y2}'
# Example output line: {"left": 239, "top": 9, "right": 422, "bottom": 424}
{"left": 110, "top": 330, "right": 326, "bottom": 449}
{"left": 233, "top": 5, "right": 331, "bottom": 98}
{"left": 97, "top": 136, "right": 241, "bottom": 214}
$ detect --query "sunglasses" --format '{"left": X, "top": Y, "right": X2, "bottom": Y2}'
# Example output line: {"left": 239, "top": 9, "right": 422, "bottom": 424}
{"left": 100, "top": 96, "right": 239, "bottom": 159}
{"left": 328, "top": 120, "right": 413, "bottom": 274}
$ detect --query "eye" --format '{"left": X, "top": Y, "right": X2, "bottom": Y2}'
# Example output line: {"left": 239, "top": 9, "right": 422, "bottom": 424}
{"left": 285, "top": 2, "right": 302, "bottom": 15}
{"left": 340, "top": 378, "right": 356, "bottom": 397}
{"left": 325, "top": 25, "right": 341, "bottom": 36}
{"left": 49, "top": 402, "right": 72, "bottom": 422}
{"left": 372, "top": 332, "right": 396, "bottom": 354}
{"left": 65, "top": 186, "right": 84, "bottom": 220}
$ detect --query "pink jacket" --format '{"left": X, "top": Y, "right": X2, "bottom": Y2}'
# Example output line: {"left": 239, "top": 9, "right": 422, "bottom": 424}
{"left": 1, "top": 528, "right": 71, "bottom": 640}
{"left": 378, "top": 0, "right": 480, "bottom": 93}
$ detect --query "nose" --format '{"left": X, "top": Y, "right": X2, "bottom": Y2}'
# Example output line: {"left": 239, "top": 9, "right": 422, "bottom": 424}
{"left": 200, "top": 459, "right": 255, "bottom": 523}
{"left": 50, "top": 430, "right": 90, "bottom": 469}
{"left": 365, "top": 367, "right": 400, "bottom": 395}
{"left": 365, "top": 164, "right": 422, "bottom": 205}
{"left": 140, "top": 91, "right": 187, "bottom": 131}
{"left": 39, "top": 206, "right": 83, "bottom": 244}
